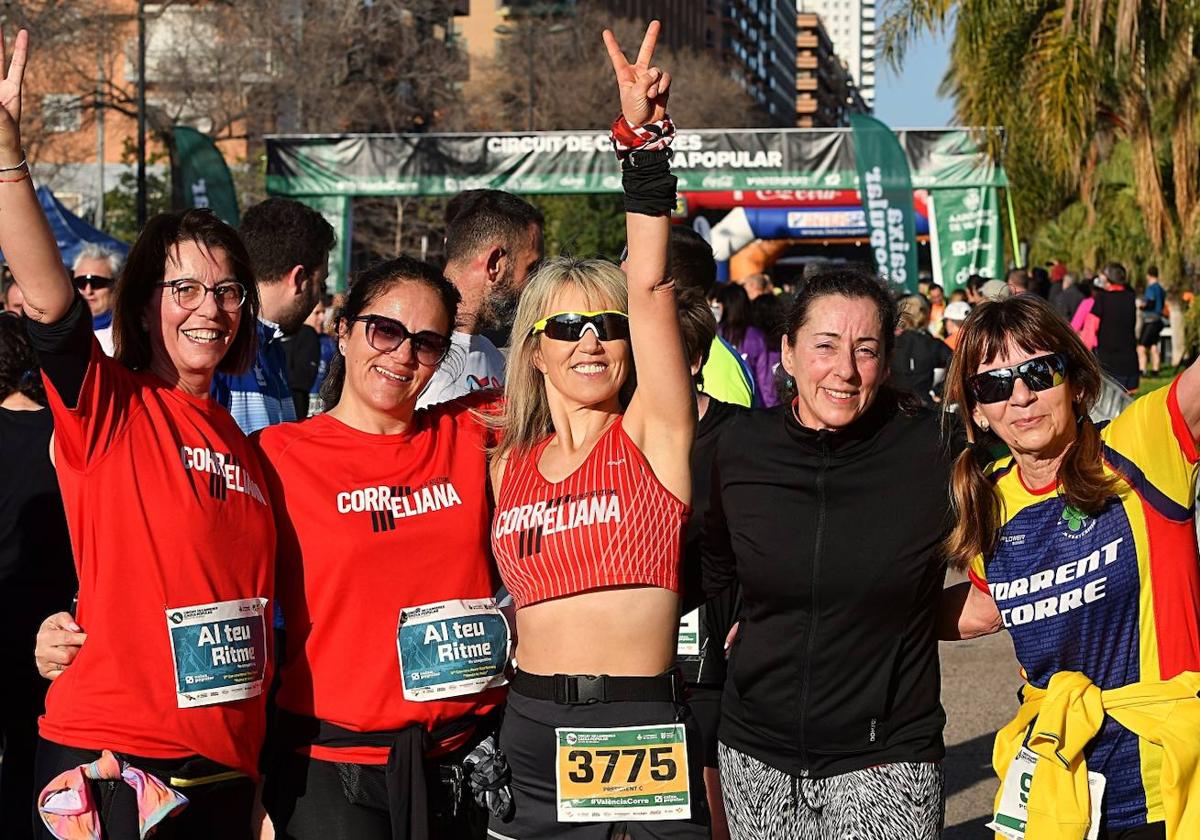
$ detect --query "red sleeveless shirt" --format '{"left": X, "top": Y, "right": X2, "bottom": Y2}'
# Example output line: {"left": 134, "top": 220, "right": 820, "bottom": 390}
{"left": 492, "top": 417, "right": 688, "bottom": 608}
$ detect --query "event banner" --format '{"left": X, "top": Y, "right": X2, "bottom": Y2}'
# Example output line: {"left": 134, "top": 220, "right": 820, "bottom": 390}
{"left": 172, "top": 126, "right": 241, "bottom": 227}
{"left": 928, "top": 186, "right": 1005, "bottom": 291}
{"left": 849, "top": 114, "right": 919, "bottom": 293}
{"left": 266, "top": 128, "right": 1005, "bottom": 198}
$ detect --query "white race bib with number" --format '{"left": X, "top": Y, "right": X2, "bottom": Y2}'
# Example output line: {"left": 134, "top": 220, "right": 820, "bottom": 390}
{"left": 676, "top": 609, "right": 700, "bottom": 658}
{"left": 397, "top": 598, "right": 510, "bottom": 701}
{"left": 165, "top": 597, "right": 268, "bottom": 708}
{"left": 555, "top": 724, "right": 691, "bottom": 822}
{"left": 988, "top": 747, "right": 1105, "bottom": 840}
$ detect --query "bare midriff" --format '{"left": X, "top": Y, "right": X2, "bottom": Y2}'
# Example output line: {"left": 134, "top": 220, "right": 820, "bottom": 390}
{"left": 513, "top": 585, "right": 681, "bottom": 676}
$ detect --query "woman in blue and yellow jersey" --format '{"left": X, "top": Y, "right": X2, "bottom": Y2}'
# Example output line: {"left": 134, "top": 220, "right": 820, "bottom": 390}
{"left": 940, "top": 294, "right": 1200, "bottom": 840}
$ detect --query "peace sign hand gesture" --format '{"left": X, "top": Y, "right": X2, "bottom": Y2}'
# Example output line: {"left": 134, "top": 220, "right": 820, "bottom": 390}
{"left": 603, "top": 21, "right": 671, "bottom": 128}
{"left": 0, "top": 27, "right": 28, "bottom": 162}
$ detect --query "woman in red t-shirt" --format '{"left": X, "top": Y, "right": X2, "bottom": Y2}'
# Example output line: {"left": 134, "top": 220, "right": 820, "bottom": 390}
{"left": 0, "top": 30, "right": 276, "bottom": 840}
{"left": 485, "top": 23, "right": 705, "bottom": 839}
{"left": 256, "top": 257, "right": 506, "bottom": 839}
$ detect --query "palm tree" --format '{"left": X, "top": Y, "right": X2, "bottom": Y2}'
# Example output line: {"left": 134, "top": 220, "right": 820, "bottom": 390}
{"left": 883, "top": 0, "right": 1200, "bottom": 362}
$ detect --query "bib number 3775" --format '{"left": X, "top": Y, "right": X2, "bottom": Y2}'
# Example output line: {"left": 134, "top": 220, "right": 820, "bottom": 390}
{"left": 555, "top": 724, "right": 690, "bottom": 823}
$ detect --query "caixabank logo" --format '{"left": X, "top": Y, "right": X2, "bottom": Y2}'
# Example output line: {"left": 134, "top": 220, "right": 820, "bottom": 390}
{"left": 335, "top": 479, "right": 463, "bottom": 534}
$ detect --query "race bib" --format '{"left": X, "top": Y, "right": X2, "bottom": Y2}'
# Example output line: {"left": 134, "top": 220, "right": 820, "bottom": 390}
{"left": 555, "top": 724, "right": 691, "bottom": 823}
{"left": 676, "top": 609, "right": 700, "bottom": 658}
{"left": 988, "top": 747, "right": 1105, "bottom": 840}
{"left": 397, "top": 598, "right": 510, "bottom": 701}
{"left": 165, "top": 597, "right": 268, "bottom": 709}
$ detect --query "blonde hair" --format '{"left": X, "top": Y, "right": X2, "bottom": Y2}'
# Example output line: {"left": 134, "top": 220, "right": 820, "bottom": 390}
{"left": 490, "top": 257, "right": 631, "bottom": 463}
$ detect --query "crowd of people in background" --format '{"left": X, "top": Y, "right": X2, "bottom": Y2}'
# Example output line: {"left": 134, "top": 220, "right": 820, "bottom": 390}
{"left": 3, "top": 16, "right": 1200, "bottom": 840}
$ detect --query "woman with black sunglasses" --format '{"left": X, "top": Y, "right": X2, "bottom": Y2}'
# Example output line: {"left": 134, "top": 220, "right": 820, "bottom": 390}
{"left": 254, "top": 256, "right": 510, "bottom": 839}
{"left": 484, "top": 21, "right": 707, "bottom": 840}
{"left": 0, "top": 29, "right": 276, "bottom": 840}
{"left": 940, "top": 294, "right": 1200, "bottom": 840}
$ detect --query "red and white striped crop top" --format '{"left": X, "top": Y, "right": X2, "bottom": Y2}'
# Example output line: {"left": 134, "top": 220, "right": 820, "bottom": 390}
{"left": 491, "top": 417, "right": 688, "bottom": 609}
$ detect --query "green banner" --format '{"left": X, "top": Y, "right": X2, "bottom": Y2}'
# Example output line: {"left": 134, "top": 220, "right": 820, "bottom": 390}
{"left": 928, "top": 186, "right": 1004, "bottom": 291}
{"left": 265, "top": 128, "right": 1006, "bottom": 198}
{"left": 171, "top": 126, "right": 240, "bottom": 226}
{"left": 295, "top": 195, "right": 352, "bottom": 292}
{"left": 850, "top": 114, "right": 919, "bottom": 293}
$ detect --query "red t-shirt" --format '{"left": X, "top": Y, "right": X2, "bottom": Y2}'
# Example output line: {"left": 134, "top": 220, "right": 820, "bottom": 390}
{"left": 40, "top": 341, "right": 275, "bottom": 778}
{"left": 255, "top": 393, "right": 503, "bottom": 765}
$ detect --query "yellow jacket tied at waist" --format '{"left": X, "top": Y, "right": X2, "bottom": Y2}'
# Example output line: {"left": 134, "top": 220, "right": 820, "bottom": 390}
{"left": 992, "top": 670, "right": 1200, "bottom": 840}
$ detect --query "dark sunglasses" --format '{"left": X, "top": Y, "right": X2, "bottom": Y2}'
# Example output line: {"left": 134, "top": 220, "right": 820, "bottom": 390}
{"left": 348, "top": 314, "right": 452, "bottom": 365}
{"left": 531, "top": 310, "right": 630, "bottom": 342}
{"left": 73, "top": 274, "right": 114, "bottom": 290}
{"left": 968, "top": 353, "right": 1069, "bottom": 404}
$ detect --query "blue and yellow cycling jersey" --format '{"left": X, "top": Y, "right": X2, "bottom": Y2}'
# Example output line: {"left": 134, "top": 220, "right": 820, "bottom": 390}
{"left": 969, "top": 378, "right": 1200, "bottom": 831}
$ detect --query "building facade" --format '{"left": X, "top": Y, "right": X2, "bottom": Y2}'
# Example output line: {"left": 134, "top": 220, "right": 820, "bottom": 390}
{"left": 795, "top": 11, "right": 867, "bottom": 127}
{"left": 796, "top": 0, "right": 875, "bottom": 109}
{"left": 455, "top": 0, "right": 798, "bottom": 126}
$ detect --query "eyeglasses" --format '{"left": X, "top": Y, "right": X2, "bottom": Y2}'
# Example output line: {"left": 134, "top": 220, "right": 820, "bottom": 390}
{"left": 73, "top": 274, "right": 114, "bottom": 291}
{"left": 347, "top": 314, "right": 452, "bottom": 365}
{"left": 156, "top": 280, "right": 247, "bottom": 312}
{"left": 531, "top": 310, "right": 630, "bottom": 342}
{"left": 968, "top": 353, "right": 1068, "bottom": 404}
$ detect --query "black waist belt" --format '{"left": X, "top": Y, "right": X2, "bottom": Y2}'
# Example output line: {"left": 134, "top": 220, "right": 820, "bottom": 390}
{"left": 511, "top": 669, "right": 684, "bottom": 705}
{"left": 273, "top": 709, "right": 493, "bottom": 840}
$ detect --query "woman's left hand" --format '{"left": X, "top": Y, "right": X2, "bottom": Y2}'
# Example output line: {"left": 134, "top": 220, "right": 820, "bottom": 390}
{"left": 603, "top": 21, "right": 671, "bottom": 127}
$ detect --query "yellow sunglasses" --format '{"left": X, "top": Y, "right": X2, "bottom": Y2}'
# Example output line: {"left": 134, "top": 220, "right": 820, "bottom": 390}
{"left": 531, "top": 310, "right": 630, "bottom": 342}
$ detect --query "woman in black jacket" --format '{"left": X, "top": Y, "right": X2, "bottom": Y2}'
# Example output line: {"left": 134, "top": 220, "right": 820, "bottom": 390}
{"left": 703, "top": 266, "right": 955, "bottom": 839}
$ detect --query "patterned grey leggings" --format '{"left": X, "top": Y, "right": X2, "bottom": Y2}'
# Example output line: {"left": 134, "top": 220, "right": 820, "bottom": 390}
{"left": 717, "top": 743, "right": 945, "bottom": 840}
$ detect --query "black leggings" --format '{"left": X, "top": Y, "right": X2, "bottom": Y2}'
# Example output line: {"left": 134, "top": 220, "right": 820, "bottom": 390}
{"left": 264, "top": 750, "right": 488, "bottom": 840}
{"left": 33, "top": 738, "right": 254, "bottom": 840}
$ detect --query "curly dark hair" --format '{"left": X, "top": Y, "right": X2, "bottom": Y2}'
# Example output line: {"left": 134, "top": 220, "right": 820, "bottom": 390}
{"left": 0, "top": 314, "right": 46, "bottom": 404}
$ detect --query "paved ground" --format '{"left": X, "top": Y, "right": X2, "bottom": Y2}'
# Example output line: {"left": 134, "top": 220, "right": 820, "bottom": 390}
{"left": 940, "top": 580, "right": 1024, "bottom": 839}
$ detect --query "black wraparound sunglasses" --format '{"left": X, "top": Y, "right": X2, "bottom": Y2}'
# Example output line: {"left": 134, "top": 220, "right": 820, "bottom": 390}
{"left": 968, "top": 353, "right": 1069, "bottom": 404}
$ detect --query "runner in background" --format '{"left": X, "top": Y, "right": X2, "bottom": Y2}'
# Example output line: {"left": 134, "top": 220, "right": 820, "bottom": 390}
{"left": 1137, "top": 265, "right": 1166, "bottom": 377}
{"left": 213, "top": 197, "right": 336, "bottom": 434}
{"left": 0, "top": 315, "right": 75, "bottom": 840}
{"left": 667, "top": 227, "right": 755, "bottom": 408}
{"left": 70, "top": 243, "right": 122, "bottom": 355}
{"left": 304, "top": 296, "right": 337, "bottom": 416}
{"left": 258, "top": 257, "right": 504, "bottom": 839}
{"left": 487, "top": 22, "right": 707, "bottom": 837}
{"left": 710, "top": 283, "right": 771, "bottom": 405}
{"left": 0, "top": 29, "right": 275, "bottom": 839}
{"left": 940, "top": 295, "right": 1200, "bottom": 840}
{"left": 417, "top": 190, "right": 544, "bottom": 409}
{"left": 674, "top": 287, "right": 739, "bottom": 840}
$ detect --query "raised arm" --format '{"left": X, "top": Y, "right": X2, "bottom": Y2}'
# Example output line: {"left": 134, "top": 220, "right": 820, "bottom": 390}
{"left": 603, "top": 22, "right": 695, "bottom": 498}
{"left": 1175, "top": 356, "right": 1200, "bottom": 441}
{"left": 0, "top": 29, "right": 73, "bottom": 322}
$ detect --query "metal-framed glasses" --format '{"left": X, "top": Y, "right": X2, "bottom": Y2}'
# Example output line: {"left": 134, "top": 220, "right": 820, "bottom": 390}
{"left": 156, "top": 279, "right": 247, "bottom": 313}
{"left": 968, "top": 353, "right": 1069, "bottom": 404}
{"left": 348, "top": 314, "right": 452, "bottom": 365}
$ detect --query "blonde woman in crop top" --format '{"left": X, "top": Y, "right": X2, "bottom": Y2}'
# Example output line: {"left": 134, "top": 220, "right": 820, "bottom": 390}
{"left": 486, "top": 21, "right": 705, "bottom": 840}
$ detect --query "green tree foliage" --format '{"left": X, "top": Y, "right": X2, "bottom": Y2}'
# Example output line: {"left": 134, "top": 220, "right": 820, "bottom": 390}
{"left": 102, "top": 140, "right": 171, "bottom": 244}
{"left": 883, "top": 0, "right": 1200, "bottom": 358}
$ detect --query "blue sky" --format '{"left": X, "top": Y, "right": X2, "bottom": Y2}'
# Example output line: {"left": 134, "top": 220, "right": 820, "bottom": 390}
{"left": 872, "top": 26, "right": 956, "bottom": 128}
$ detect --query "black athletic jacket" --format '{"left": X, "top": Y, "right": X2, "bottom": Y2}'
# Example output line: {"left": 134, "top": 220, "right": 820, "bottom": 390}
{"left": 703, "top": 392, "right": 955, "bottom": 778}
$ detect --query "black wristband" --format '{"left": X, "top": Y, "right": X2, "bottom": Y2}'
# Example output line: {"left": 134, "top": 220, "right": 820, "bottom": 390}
{"left": 621, "top": 154, "right": 677, "bottom": 216}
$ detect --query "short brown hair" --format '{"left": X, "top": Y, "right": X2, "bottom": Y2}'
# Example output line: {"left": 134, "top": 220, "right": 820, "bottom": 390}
{"left": 676, "top": 287, "right": 715, "bottom": 384}
{"left": 113, "top": 209, "right": 259, "bottom": 375}
{"left": 942, "top": 295, "right": 1118, "bottom": 569}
